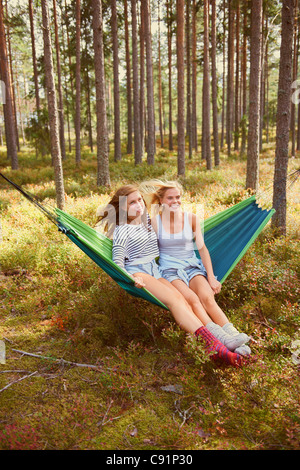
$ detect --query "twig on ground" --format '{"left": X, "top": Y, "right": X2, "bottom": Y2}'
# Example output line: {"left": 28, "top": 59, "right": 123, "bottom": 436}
{"left": 12, "top": 348, "right": 104, "bottom": 370}
{"left": 0, "top": 370, "right": 38, "bottom": 393}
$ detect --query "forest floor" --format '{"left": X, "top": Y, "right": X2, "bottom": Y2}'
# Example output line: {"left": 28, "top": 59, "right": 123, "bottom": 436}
{"left": 0, "top": 142, "right": 299, "bottom": 451}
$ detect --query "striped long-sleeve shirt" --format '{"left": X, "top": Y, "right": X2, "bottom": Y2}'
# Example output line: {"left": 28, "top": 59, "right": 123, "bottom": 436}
{"left": 112, "top": 215, "right": 159, "bottom": 270}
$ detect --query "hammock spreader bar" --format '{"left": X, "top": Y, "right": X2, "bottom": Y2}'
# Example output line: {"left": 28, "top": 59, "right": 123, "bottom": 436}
{"left": 0, "top": 172, "right": 275, "bottom": 310}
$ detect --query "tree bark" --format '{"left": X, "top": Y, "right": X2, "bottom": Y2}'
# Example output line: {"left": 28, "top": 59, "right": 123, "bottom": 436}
{"left": 53, "top": 0, "right": 66, "bottom": 161}
{"left": 28, "top": 0, "right": 40, "bottom": 112}
{"left": 176, "top": 0, "right": 185, "bottom": 175}
{"left": 131, "top": 0, "right": 142, "bottom": 164}
{"left": 41, "top": 0, "right": 65, "bottom": 209}
{"left": 75, "top": 0, "right": 81, "bottom": 165}
{"left": 111, "top": 0, "right": 121, "bottom": 161}
{"left": 0, "top": 0, "right": 18, "bottom": 169}
{"left": 246, "top": 0, "right": 263, "bottom": 191}
{"left": 167, "top": 0, "right": 173, "bottom": 150}
{"left": 272, "top": 0, "right": 295, "bottom": 235}
{"left": 143, "top": 0, "right": 156, "bottom": 164}
{"left": 211, "top": 0, "right": 220, "bottom": 166}
{"left": 124, "top": 0, "right": 133, "bottom": 154}
{"left": 92, "top": 0, "right": 110, "bottom": 187}
{"left": 202, "top": 0, "right": 212, "bottom": 169}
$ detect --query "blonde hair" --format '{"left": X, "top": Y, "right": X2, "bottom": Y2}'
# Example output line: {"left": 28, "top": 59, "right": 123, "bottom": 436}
{"left": 139, "top": 179, "right": 183, "bottom": 214}
{"left": 96, "top": 184, "right": 147, "bottom": 238}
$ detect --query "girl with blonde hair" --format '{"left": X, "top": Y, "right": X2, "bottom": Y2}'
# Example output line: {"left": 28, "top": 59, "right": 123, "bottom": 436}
{"left": 139, "top": 179, "right": 251, "bottom": 356}
{"left": 96, "top": 184, "right": 244, "bottom": 366}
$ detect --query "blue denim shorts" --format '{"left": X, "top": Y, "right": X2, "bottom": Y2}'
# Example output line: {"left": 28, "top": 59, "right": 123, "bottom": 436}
{"left": 126, "top": 259, "right": 162, "bottom": 279}
{"left": 160, "top": 262, "right": 207, "bottom": 286}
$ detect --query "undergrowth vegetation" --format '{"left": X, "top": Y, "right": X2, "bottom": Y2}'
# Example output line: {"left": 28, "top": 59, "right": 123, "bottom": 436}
{"left": 0, "top": 144, "right": 299, "bottom": 450}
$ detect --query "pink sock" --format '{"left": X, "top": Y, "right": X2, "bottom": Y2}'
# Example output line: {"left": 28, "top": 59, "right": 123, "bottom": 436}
{"left": 195, "top": 327, "right": 242, "bottom": 366}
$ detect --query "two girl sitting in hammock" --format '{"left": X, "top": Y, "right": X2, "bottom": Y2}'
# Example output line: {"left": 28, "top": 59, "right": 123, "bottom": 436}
{"left": 97, "top": 180, "right": 251, "bottom": 367}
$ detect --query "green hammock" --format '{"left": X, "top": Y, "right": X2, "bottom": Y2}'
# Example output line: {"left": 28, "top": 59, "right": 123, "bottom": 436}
{"left": 0, "top": 172, "right": 275, "bottom": 311}
{"left": 55, "top": 195, "right": 275, "bottom": 310}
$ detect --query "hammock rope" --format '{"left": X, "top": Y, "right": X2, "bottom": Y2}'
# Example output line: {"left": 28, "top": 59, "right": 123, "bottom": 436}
{"left": 0, "top": 172, "right": 285, "bottom": 310}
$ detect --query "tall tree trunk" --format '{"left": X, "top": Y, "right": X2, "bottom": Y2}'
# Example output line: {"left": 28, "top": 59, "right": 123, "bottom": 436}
{"left": 240, "top": 3, "right": 248, "bottom": 156}
{"left": 92, "top": 0, "right": 110, "bottom": 187}
{"left": 167, "top": 0, "right": 173, "bottom": 150}
{"left": 53, "top": 0, "right": 66, "bottom": 161}
{"left": 191, "top": 0, "right": 197, "bottom": 151}
{"left": 202, "top": 0, "right": 211, "bottom": 169}
{"left": 0, "top": 0, "right": 18, "bottom": 169}
{"left": 158, "top": 3, "right": 164, "bottom": 148}
{"left": 234, "top": 0, "right": 240, "bottom": 152}
{"left": 211, "top": 0, "right": 220, "bottom": 166}
{"left": 176, "top": 0, "right": 185, "bottom": 175}
{"left": 291, "top": 0, "right": 298, "bottom": 156}
{"left": 272, "top": 0, "right": 295, "bottom": 235}
{"left": 28, "top": 0, "right": 40, "bottom": 112}
{"left": 143, "top": 0, "right": 156, "bottom": 164}
{"left": 75, "top": 0, "right": 81, "bottom": 165}
{"left": 111, "top": 0, "right": 121, "bottom": 161}
{"left": 131, "top": 0, "right": 142, "bottom": 164}
{"left": 226, "top": 0, "right": 234, "bottom": 156}
{"left": 6, "top": 5, "right": 19, "bottom": 152}
{"left": 246, "top": 0, "right": 262, "bottom": 191}
{"left": 186, "top": 0, "right": 192, "bottom": 158}
{"left": 124, "top": 0, "right": 133, "bottom": 155}
{"left": 139, "top": 0, "right": 145, "bottom": 156}
{"left": 41, "top": 0, "right": 65, "bottom": 209}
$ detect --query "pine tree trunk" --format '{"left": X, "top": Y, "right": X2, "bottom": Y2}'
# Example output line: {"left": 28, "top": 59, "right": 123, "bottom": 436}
{"left": 211, "top": 0, "right": 220, "bottom": 166}
{"left": 186, "top": 0, "right": 192, "bottom": 159}
{"left": 226, "top": 0, "right": 234, "bottom": 156}
{"left": 191, "top": 0, "right": 197, "bottom": 152}
{"left": 53, "top": 0, "right": 66, "bottom": 161}
{"left": 124, "top": 0, "right": 133, "bottom": 154}
{"left": 139, "top": 0, "right": 145, "bottom": 156}
{"left": 28, "top": 0, "right": 40, "bottom": 112}
{"left": 158, "top": 4, "right": 164, "bottom": 148}
{"left": 246, "top": 0, "right": 262, "bottom": 191}
{"left": 143, "top": 0, "right": 156, "bottom": 164}
{"left": 240, "top": 3, "right": 248, "bottom": 155}
{"left": 0, "top": 0, "right": 18, "bottom": 169}
{"left": 41, "top": 0, "right": 65, "bottom": 209}
{"left": 131, "top": 0, "right": 142, "bottom": 164}
{"left": 111, "top": 0, "right": 121, "bottom": 161}
{"left": 202, "top": 0, "right": 211, "bottom": 169}
{"left": 176, "top": 0, "right": 185, "bottom": 176}
{"left": 272, "top": 0, "right": 295, "bottom": 235}
{"left": 167, "top": 0, "right": 173, "bottom": 150}
{"left": 234, "top": 0, "right": 240, "bottom": 152}
{"left": 92, "top": 0, "right": 110, "bottom": 187}
{"left": 75, "top": 0, "right": 81, "bottom": 165}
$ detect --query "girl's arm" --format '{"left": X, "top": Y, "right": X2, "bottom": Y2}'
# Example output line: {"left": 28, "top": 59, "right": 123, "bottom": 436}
{"left": 191, "top": 213, "right": 222, "bottom": 294}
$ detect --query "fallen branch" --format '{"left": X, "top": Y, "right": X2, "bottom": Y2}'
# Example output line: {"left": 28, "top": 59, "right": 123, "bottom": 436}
{"left": 12, "top": 349, "right": 104, "bottom": 370}
{"left": 0, "top": 370, "right": 38, "bottom": 393}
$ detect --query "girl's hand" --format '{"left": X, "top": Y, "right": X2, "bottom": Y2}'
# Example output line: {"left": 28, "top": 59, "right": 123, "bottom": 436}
{"left": 208, "top": 276, "right": 221, "bottom": 295}
{"left": 133, "top": 275, "right": 146, "bottom": 288}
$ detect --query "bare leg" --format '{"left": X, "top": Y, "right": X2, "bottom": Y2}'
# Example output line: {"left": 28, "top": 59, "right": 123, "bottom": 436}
{"left": 171, "top": 279, "right": 212, "bottom": 325}
{"left": 189, "top": 275, "right": 229, "bottom": 326}
{"left": 133, "top": 273, "right": 204, "bottom": 333}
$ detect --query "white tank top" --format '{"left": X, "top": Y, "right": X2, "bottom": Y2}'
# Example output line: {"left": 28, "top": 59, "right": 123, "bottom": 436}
{"left": 156, "top": 212, "right": 195, "bottom": 260}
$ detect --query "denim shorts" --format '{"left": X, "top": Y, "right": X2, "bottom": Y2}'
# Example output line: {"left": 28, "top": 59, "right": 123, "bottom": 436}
{"left": 160, "top": 262, "right": 207, "bottom": 286}
{"left": 126, "top": 259, "right": 163, "bottom": 279}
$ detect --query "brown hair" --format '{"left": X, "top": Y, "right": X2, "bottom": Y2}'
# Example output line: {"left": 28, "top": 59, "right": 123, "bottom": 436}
{"left": 96, "top": 184, "right": 147, "bottom": 237}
